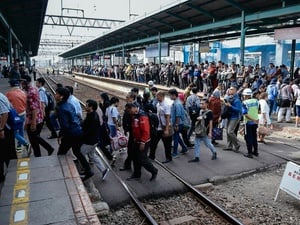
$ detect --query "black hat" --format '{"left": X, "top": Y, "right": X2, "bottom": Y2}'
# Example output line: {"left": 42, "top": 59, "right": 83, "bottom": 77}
{"left": 22, "top": 75, "right": 31, "bottom": 83}
{"left": 283, "top": 77, "right": 290, "bottom": 84}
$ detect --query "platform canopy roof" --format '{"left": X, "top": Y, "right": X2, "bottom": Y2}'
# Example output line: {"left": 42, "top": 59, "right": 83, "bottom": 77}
{"left": 0, "top": 0, "right": 48, "bottom": 57}
{"left": 60, "top": 0, "right": 300, "bottom": 59}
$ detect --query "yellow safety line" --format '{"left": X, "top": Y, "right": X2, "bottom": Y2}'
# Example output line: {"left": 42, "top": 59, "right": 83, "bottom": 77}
{"left": 9, "top": 159, "right": 30, "bottom": 225}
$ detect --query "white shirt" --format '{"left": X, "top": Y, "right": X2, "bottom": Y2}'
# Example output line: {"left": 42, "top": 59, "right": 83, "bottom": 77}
{"left": 259, "top": 99, "right": 271, "bottom": 125}
{"left": 157, "top": 100, "right": 171, "bottom": 130}
{"left": 106, "top": 105, "right": 119, "bottom": 126}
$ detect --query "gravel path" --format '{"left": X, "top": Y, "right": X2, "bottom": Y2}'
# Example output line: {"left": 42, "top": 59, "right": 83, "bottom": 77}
{"left": 99, "top": 164, "right": 300, "bottom": 225}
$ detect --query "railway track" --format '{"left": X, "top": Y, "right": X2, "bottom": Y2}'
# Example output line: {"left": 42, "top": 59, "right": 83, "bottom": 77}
{"left": 43, "top": 73, "right": 245, "bottom": 225}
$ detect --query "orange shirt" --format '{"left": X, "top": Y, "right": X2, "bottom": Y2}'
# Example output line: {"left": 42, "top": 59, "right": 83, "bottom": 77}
{"left": 6, "top": 87, "right": 27, "bottom": 114}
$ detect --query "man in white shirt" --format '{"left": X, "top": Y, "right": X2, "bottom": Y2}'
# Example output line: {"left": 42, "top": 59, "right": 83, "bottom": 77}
{"left": 149, "top": 91, "right": 173, "bottom": 163}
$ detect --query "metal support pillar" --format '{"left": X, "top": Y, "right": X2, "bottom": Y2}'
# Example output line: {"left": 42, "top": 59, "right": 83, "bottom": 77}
{"left": 8, "top": 27, "right": 12, "bottom": 64}
{"left": 102, "top": 51, "right": 105, "bottom": 65}
{"left": 122, "top": 43, "right": 125, "bottom": 65}
{"left": 158, "top": 32, "right": 161, "bottom": 65}
{"left": 290, "top": 39, "right": 296, "bottom": 79}
{"left": 15, "top": 43, "right": 19, "bottom": 60}
{"left": 240, "top": 10, "right": 245, "bottom": 66}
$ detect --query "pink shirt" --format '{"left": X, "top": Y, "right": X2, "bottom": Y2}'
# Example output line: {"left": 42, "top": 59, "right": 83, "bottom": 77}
{"left": 26, "top": 86, "right": 44, "bottom": 125}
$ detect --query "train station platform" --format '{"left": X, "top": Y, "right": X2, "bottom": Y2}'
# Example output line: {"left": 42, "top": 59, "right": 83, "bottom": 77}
{"left": 0, "top": 77, "right": 101, "bottom": 224}
{"left": 0, "top": 156, "right": 100, "bottom": 225}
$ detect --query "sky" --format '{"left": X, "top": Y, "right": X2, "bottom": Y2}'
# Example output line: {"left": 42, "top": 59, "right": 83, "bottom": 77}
{"left": 42, "top": 0, "right": 183, "bottom": 39}
{"left": 37, "top": 0, "right": 183, "bottom": 61}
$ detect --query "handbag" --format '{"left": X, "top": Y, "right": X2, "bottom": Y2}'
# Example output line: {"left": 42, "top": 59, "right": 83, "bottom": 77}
{"left": 110, "top": 130, "right": 128, "bottom": 151}
{"left": 258, "top": 126, "right": 272, "bottom": 136}
{"left": 212, "top": 126, "right": 223, "bottom": 140}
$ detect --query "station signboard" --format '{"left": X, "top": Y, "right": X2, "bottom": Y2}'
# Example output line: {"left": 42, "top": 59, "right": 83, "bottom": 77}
{"left": 274, "top": 161, "right": 300, "bottom": 201}
{"left": 274, "top": 27, "right": 300, "bottom": 40}
{"left": 146, "top": 43, "right": 169, "bottom": 57}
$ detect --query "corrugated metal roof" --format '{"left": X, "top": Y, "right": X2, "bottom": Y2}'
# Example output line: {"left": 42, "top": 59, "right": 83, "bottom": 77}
{"left": 0, "top": 0, "right": 48, "bottom": 57}
{"left": 60, "top": 0, "right": 300, "bottom": 59}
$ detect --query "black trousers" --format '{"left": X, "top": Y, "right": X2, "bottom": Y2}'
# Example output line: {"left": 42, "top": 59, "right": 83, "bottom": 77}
{"left": 45, "top": 109, "right": 57, "bottom": 137}
{"left": 26, "top": 123, "right": 53, "bottom": 157}
{"left": 244, "top": 123, "right": 258, "bottom": 154}
{"left": 132, "top": 142, "right": 157, "bottom": 177}
{"left": 57, "top": 135, "right": 91, "bottom": 173}
{"left": 123, "top": 134, "right": 134, "bottom": 168}
{"left": 0, "top": 127, "right": 17, "bottom": 179}
{"left": 149, "top": 130, "right": 172, "bottom": 161}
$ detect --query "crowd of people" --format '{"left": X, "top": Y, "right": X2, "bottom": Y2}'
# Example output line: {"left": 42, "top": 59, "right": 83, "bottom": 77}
{"left": 1, "top": 59, "right": 300, "bottom": 183}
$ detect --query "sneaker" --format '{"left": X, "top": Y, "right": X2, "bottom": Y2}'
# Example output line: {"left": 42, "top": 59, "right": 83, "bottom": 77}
{"left": 48, "top": 148, "right": 54, "bottom": 156}
{"left": 212, "top": 141, "right": 219, "bottom": 146}
{"left": 102, "top": 169, "right": 109, "bottom": 180}
{"left": 172, "top": 153, "right": 179, "bottom": 158}
{"left": 150, "top": 169, "right": 158, "bottom": 181}
{"left": 81, "top": 170, "right": 94, "bottom": 181}
{"left": 162, "top": 159, "right": 172, "bottom": 164}
{"left": 16, "top": 146, "right": 23, "bottom": 153}
{"left": 243, "top": 153, "right": 253, "bottom": 158}
{"left": 126, "top": 175, "right": 141, "bottom": 181}
{"left": 188, "top": 157, "right": 199, "bottom": 163}
{"left": 180, "top": 150, "right": 188, "bottom": 154}
{"left": 25, "top": 144, "right": 32, "bottom": 157}
{"left": 211, "top": 152, "right": 217, "bottom": 160}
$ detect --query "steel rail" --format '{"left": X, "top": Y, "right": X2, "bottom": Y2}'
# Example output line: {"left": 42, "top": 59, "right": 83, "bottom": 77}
{"left": 155, "top": 159, "right": 244, "bottom": 225}
{"left": 94, "top": 147, "right": 158, "bottom": 225}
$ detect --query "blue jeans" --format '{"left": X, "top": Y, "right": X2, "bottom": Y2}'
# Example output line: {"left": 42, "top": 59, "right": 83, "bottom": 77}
{"left": 172, "top": 124, "right": 187, "bottom": 154}
{"left": 14, "top": 114, "right": 28, "bottom": 147}
{"left": 108, "top": 124, "right": 117, "bottom": 137}
{"left": 268, "top": 99, "right": 276, "bottom": 116}
{"left": 194, "top": 136, "right": 216, "bottom": 158}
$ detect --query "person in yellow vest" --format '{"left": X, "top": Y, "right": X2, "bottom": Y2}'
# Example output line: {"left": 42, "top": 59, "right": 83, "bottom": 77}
{"left": 242, "top": 88, "right": 259, "bottom": 158}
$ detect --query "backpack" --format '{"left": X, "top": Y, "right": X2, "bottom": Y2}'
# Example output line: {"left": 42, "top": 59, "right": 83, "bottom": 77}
{"left": 40, "top": 89, "right": 55, "bottom": 111}
{"left": 147, "top": 112, "right": 159, "bottom": 136}
{"left": 188, "top": 100, "right": 200, "bottom": 121}
{"left": 7, "top": 106, "right": 23, "bottom": 130}
{"left": 183, "top": 109, "right": 191, "bottom": 130}
{"left": 45, "top": 91, "right": 55, "bottom": 111}
{"left": 194, "top": 110, "right": 211, "bottom": 137}
{"left": 221, "top": 105, "right": 232, "bottom": 119}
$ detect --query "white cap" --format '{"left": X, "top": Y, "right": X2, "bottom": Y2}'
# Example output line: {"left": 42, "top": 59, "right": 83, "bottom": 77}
{"left": 148, "top": 80, "right": 154, "bottom": 86}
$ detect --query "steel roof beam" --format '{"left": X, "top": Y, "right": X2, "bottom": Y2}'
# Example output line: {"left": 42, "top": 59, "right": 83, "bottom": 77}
{"left": 224, "top": 0, "right": 250, "bottom": 13}
{"left": 186, "top": 3, "right": 216, "bottom": 20}
{"left": 44, "top": 15, "right": 125, "bottom": 29}
{"left": 60, "top": 4, "right": 300, "bottom": 58}
{"left": 150, "top": 17, "right": 175, "bottom": 30}
{"left": 166, "top": 12, "right": 194, "bottom": 26}
{"left": 0, "top": 12, "right": 22, "bottom": 48}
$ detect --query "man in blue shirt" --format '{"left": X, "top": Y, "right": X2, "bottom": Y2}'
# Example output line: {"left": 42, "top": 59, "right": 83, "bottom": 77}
{"left": 55, "top": 87, "right": 93, "bottom": 181}
{"left": 223, "top": 85, "right": 242, "bottom": 152}
{"left": 168, "top": 89, "right": 188, "bottom": 157}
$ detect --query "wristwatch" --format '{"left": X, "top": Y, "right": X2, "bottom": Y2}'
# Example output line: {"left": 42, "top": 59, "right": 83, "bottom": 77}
{"left": 0, "top": 128, "right": 4, "bottom": 131}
